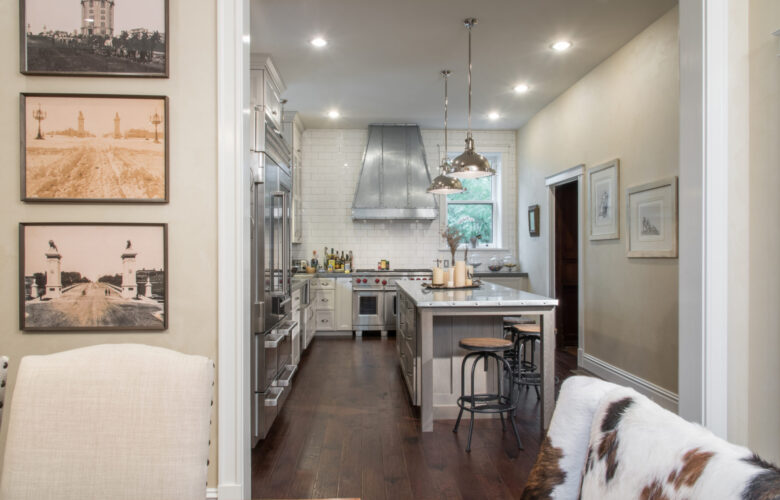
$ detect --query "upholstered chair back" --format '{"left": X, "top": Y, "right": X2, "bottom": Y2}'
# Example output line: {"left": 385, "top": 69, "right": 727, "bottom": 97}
{"left": 0, "top": 344, "right": 214, "bottom": 500}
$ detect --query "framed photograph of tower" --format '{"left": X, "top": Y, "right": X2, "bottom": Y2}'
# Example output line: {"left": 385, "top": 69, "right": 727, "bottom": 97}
{"left": 20, "top": 0, "right": 169, "bottom": 77}
{"left": 21, "top": 93, "right": 169, "bottom": 203}
{"left": 19, "top": 223, "right": 168, "bottom": 331}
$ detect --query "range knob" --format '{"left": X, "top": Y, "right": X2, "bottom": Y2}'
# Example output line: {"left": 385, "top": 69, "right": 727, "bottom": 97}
{"left": 362, "top": 279, "right": 367, "bottom": 283}
{"left": 382, "top": 280, "right": 387, "bottom": 285}
{"left": 375, "top": 278, "right": 380, "bottom": 284}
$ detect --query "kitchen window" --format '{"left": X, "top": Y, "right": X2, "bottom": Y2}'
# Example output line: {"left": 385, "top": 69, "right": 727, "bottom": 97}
{"left": 445, "top": 152, "right": 502, "bottom": 247}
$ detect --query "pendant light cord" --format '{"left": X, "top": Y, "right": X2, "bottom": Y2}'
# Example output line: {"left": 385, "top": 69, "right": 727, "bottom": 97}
{"left": 443, "top": 70, "right": 449, "bottom": 172}
{"left": 467, "top": 23, "right": 472, "bottom": 140}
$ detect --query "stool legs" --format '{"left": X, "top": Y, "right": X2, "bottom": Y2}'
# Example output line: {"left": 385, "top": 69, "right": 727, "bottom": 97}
{"left": 453, "top": 352, "right": 479, "bottom": 434}
{"left": 454, "top": 350, "right": 522, "bottom": 452}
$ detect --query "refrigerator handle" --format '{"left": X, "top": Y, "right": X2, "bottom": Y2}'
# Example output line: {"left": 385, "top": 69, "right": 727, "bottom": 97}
{"left": 282, "top": 192, "right": 290, "bottom": 297}
{"left": 270, "top": 192, "right": 285, "bottom": 294}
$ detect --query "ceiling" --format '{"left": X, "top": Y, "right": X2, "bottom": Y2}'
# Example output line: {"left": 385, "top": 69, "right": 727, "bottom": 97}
{"left": 251, "top": 0, "right": 677, "bottom": 130}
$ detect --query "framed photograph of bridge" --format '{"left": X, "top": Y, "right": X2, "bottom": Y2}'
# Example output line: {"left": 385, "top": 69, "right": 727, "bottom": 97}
{"left": 19, "top": 223, "right": 168, "bottom": 331}
{"left": 21, "top": 93, "right": 169, "bottom": 203}
{"left": 20, "top": 0, "right": 169, "bottom": 77}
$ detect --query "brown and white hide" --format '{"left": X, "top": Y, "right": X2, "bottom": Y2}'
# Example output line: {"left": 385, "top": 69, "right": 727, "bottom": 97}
{"left": 522, "top": 376, "right": 618, "bottom": 499}
{"left": 580, "top": 387, "right": 780, "bottom": 500}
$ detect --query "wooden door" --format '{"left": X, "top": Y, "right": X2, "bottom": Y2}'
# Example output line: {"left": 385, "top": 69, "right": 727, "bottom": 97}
{"left": 554, "top": 181, "right": 579, "bottom": 348}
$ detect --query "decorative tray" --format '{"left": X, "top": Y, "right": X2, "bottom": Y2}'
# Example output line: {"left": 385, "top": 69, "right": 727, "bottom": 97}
{"left": 422, "top": 280, "right": 482, "bottom": 290}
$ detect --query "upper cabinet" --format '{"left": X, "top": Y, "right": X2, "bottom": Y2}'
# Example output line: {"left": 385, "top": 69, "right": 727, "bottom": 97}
{"left": 283, "top": 112, "right": 304, "bottom": 244}
{"left": 250, "top": 54, "right": 286, "bottom": 149}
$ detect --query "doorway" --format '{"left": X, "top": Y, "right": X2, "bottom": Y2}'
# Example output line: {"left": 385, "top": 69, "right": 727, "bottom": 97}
{"left": 553, "top": 181, "right": 579, "bottom": 353}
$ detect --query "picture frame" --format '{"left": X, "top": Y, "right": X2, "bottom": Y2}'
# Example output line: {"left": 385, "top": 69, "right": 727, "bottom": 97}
{"left": 528, "top": 204, "right": 540, "bottom": 237}
{"left": 588, "top": 159, "right": 620, "bottom": 240}
{"left": 21, "top": 93, "right": 169, "bottom": 203}
{"left": 626, "top": 177, "right": 678, "bottom": 258}
{"left": 19, "top": 223, "right": 168, "bottom": 331}
{"left": 19, "top": 0, "right": 169, "bottom": 77}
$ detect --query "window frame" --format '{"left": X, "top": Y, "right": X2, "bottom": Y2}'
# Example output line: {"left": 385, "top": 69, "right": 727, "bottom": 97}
{"left": 442, "top": 151, "right": 503, "bottom": 249}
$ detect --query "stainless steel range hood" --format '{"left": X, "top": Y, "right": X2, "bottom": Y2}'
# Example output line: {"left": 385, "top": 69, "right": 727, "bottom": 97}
{"left": 352, "top": 125, "right": 438, "bottom": 220}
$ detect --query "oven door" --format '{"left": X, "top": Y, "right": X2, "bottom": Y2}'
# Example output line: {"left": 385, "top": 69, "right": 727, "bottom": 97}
{"left": 352, "top": 290, "right": 385, "bottom": 328}
{"left": 383, "top": 290, "right": 397, "bottom": 330}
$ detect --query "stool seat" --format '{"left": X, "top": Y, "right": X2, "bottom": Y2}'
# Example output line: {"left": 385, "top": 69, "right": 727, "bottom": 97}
{"left": 511, "top": 324, "right": 540, "bottom": 335}
{"left": 459, "top": 337, "right": 513, "bottom": 351}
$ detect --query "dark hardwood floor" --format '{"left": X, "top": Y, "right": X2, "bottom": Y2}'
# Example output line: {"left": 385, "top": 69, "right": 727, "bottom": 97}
{"left": 252, "top": 336, "right": 578, "bottom": 500}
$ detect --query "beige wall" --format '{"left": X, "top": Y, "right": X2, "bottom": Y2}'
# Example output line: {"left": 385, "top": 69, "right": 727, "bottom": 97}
{"left": 746, "top": 0, "right": 780, "bottom": 462}
{"left": 0, "top": 0, "right": 219, "bottom": 487}
{"left": 516, "top": 7, "right": 679, "bottom": 392}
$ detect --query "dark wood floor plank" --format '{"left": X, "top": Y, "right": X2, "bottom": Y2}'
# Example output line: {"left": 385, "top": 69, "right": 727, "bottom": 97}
{"left": 252, "top": 336, "right": 578, "bottom": 500}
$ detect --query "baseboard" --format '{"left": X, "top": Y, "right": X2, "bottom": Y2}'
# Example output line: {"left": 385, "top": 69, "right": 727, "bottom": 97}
{"left": 581, "top": 353, "right": 679, "bottom": 413}
{"left": 206, "top": 487, "right": 218, "bottom": 499}
{"left": 315, "top": 330, "right": 353, "bottom": 337}
{"left": 215, "top": 484, "right": 245, "bottom": 499}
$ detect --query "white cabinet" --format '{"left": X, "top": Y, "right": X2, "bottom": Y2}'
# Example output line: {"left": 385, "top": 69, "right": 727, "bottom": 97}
{"left": 283, "top": 112, "right": 304, "bottom": 244}
{"left": 311, "top": 278, "right": 334, "bottom": 331}
{"left": 334, "top": 278, "right": 353, "bottom": 331}
{"left": 250, "top": 54, "right": 285, "bottom": 144}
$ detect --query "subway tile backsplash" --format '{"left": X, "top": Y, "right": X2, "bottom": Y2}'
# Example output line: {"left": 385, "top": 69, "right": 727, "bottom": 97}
{"left": 293, "top": 129, "right": 516, "bottom": 269}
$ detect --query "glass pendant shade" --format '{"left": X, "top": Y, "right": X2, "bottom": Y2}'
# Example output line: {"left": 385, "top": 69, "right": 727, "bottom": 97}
{"left": 427, "top": 69, "right": 464, "bottom": 194}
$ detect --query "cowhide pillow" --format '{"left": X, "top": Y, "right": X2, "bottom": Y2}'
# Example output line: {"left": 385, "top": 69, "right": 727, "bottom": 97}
{"left": 522, "top": 376, "right": 618, "bottom": 499}
{"left": 581, "top": 386, "right": 780, "bottom": 500}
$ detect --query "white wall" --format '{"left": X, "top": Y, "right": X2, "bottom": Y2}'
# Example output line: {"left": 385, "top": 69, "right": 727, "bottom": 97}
{"left": 746, "top": 0, "right": 780, "bottom": 462}
{"left": 516, "top": 7, "right": 679, "bottom": 392}
{"left": 294, "top": 129, "right": 516, "bottom": 269}
{"left": 0, "top": 0, "right": 219, "bottom": 486}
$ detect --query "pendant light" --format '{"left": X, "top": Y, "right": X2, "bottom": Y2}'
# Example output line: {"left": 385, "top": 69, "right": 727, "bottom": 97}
{"left": 449, "top": 18, "right": 495, "bottom": 179}
{"left": 427, "top": 70, "right": 465, "bottom": 195}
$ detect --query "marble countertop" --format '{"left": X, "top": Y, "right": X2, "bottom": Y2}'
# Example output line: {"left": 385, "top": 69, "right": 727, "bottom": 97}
{"left": 473, "top": 271, "right": 528, "bottom": 278}
{"left": 396, "top": 280, "right": 557, "bottom": 308}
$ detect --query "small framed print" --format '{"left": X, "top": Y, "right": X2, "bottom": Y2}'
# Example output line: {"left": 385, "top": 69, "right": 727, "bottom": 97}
{"left": 528, "top": 204, "right": 540, "bottom": 237}
{"left": 20, "top": 223, "right": 168, "bottom": 331}
{"left": 626, "top": 177, "right": 678, "bottom": 258}
{"left": 20, "top": 0, "right": 169, "bottom": 77}
{"left": 589, "top": 159, "right": 619, "bottom": 240}
{"left": 21, "top": 93, "right": 169, "bottom": 203}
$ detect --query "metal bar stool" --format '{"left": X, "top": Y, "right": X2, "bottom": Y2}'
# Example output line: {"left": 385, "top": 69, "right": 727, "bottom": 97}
{"left": 453, "top": 337, "right": 523, "bottom": 452}
{"left": 510, "top": 324, "right": 541, "bottom": 400}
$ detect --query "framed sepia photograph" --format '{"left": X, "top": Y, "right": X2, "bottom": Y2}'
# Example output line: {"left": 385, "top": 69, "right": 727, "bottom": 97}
{"left": 626, "top": 177, "right": 678, "bottom": 258}
{"left": 20, "top": 223, "right": 168, "bottom": 331}
{"left": 21, "top": 93, "right": 168, "bottom": 203}
{"left": 588, "top": 159, "right": 620, "bottom": 240}
{"left": 20, "top": 0, "right": 168, "bottom": 77}
{"left": 528, "top": 204, "right": 540, "bottom": 237}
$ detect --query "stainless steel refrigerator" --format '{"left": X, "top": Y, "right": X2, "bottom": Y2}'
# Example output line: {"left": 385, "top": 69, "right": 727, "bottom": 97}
{"left": 250, "top": 102, "right": 296, "bottom": 446}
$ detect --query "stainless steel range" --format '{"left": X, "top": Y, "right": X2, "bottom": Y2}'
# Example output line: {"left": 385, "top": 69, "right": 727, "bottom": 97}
{"left": 352, "top": 269, "right": 432, "bottom": 336}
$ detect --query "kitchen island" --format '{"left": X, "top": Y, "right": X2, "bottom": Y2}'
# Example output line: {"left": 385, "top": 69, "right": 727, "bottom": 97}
{"left": 395, "top": 280, "right": 558, "bottom": 432}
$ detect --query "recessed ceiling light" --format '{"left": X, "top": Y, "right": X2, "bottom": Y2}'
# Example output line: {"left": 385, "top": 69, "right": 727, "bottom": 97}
{"left": 488, "top": 111, "right": 500, "bottom": 121}
{"left": 327, "top": 110, "right": 340, "bottom": 119}
{"left": 551, "top": 40, "right": 573, "bottom": 52}
{"left": 310, "top": 37, "right": 327, "bottom": 48}
{"left": 343, "top": 163, "right": 349, "bottom": 167}
{"left": 513, "top": 83, "right": 530, "bottom": 93}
